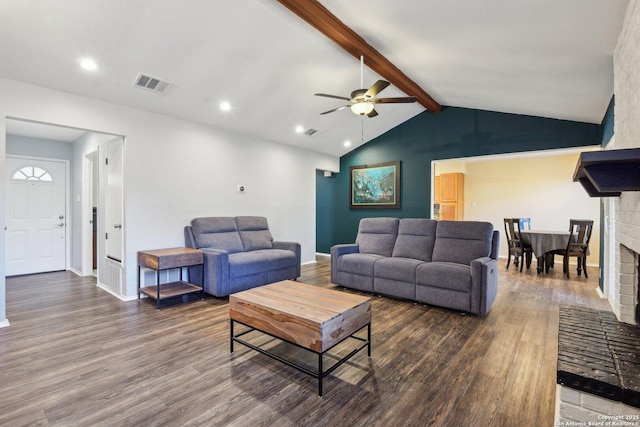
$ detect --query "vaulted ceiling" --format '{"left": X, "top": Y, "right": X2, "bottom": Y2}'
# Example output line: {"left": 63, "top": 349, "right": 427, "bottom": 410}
{"left": 0, "top": 0, "right": 630, "bottom": 156}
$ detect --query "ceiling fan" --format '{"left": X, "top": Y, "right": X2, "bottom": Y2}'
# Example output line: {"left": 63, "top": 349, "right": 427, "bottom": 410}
{"left": 315, "top": 56, "right": 417, "bottom": 118}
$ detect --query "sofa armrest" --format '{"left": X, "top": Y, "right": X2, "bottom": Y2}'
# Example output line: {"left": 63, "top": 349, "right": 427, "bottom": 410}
{"left": 330, "top": 244, "right": 360, "bottom": 284}
{"left": 470, "top": 256, "right": 498, "bottom": 315}
{"left": 199, "top": 248, "right": 230, "bottom": 297}
{"left": 273, "top": 241, "right": 301, "bottom": 278}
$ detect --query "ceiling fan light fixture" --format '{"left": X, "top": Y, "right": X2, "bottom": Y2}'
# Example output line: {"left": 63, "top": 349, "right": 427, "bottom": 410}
{"left": 350, "top": 102, "right": 374, "bottom": 115}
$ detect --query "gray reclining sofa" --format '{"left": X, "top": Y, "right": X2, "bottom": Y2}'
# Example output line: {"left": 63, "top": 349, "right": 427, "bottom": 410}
{"left": 331, "top": 218, "right": 499, "bottom": 315}
{"left": 184, "top": 216, "right": 301, "bottom": 297}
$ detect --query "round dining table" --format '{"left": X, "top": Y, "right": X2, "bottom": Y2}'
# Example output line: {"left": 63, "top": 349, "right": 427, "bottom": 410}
{"left": 520, "top": 230, "right": 571, "bottom": 273}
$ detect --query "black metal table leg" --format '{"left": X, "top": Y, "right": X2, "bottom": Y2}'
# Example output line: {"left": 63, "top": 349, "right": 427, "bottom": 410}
{"left": 318, "top": 353, "right": 323, "bottom": 397}
{"left": 230, "top": 320, "right": 234, "bottom": 353}
{"left": 155, "top": 270, "right": 160, "bottom": 309}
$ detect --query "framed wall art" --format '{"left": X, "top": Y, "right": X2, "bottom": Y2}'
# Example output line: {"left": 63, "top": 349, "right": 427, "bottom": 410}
{"left": 350, "top": 161, "right": 401, "bottom": 209}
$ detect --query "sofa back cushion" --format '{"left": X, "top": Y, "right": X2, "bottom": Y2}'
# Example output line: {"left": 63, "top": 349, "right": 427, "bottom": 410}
{"left": 236, "top": 216, "right": 274, "bottom": 251}
{"left": 392, "top": 218, "right": 438, "bottom": 262}
{"left": 356, "top": 217, "right": 399, "bottom": 257}
{"left": 432, "top": 221, "right": 494, "bottom": 265}
{"left": 191, "top": 217, "right": 244, "bottom": 253}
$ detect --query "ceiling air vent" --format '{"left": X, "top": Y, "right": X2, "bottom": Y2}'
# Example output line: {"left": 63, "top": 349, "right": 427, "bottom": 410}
{"left": 133, "top": 73, "right": 172, "bottom": 94}
{"left": 304, "top": 128, "right": 318, "bottom": 136}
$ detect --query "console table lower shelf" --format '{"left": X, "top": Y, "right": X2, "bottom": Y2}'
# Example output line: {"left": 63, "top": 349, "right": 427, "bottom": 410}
{"left": 229, "top": 280, "right": 372, "bottom": 397}
{"left": 139, "top": 281, "right": 202, "bottom": 300}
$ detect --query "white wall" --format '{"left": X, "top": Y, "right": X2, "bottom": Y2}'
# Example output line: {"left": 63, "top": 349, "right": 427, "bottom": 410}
{"left": 439, "top": 152, "right": 601, "bottom": 263}
{"left": 6, "top": 134, "right": 74, "bottom": 160}
{"left": 0, "top": 77, "right": 339, "bottom": 322}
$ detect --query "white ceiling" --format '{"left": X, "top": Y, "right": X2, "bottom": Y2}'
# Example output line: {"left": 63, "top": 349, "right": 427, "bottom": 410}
{"left": 0, "top": 0, "right": 630, "bottom": 157}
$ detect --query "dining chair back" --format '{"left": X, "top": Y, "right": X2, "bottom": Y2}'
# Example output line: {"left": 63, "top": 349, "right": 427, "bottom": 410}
{"left": 503, "top": 218, "right": 532, "bottom": 271}
{"left": 558, "top": 219, "right": 594, "bottom": 278}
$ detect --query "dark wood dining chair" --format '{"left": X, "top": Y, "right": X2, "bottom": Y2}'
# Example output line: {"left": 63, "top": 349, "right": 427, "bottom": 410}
{"left": 503, "top": 218, "right": 532, "bottom": 272}
{"left": 555, "top": 219, "right": 594, "bottom": 278}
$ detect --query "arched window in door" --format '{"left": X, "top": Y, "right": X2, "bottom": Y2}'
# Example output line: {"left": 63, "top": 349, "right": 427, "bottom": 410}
{"left": 12, "top": 166, "right": 53, "bottom": 182}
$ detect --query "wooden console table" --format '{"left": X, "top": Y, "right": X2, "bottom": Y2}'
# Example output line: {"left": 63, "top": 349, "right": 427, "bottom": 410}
{"left": 138, "top": 247, "right": 204, "bottom": 308}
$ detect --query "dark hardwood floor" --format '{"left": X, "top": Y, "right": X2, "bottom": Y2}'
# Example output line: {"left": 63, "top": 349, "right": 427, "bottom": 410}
{"left": 0, "top": 257, "right": 610, "bottom": 426}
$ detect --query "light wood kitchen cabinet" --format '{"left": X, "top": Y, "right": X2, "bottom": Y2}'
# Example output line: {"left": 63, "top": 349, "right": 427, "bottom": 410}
{"left": 434, "top": 176, "right": 441, "bottom": 203}
{"left": 435, "top": 173, "right": 464, "bottom": 220}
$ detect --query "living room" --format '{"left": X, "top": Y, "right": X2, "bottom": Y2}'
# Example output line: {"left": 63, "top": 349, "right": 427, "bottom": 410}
{"left": 1, "top": 1, "right": 639, "bottom": 425}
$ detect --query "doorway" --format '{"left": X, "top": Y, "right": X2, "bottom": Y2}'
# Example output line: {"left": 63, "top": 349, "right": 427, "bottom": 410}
{"left": 82, "top": 149, "right": 99, "bottom": 276}
{"left": 5, "top": 118, "right": 126, "bottom": 299}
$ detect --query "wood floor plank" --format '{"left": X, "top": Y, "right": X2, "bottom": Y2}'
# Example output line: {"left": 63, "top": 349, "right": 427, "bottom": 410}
{"left": 0, "top": 258, "right": 612, "bottom": 426}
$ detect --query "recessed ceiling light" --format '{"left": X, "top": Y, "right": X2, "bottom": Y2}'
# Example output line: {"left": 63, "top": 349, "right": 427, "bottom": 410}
{"left": 295, "top": 125, "right": 304, "bottom": 134}
{"left": 80, "top": 58, "right": 97, "bottom": 71}
{"left": 343, "top": 140, "right": 352, "bottom": 147}
{"left": 220, "top": 102, "right": 231, "bottom": 111}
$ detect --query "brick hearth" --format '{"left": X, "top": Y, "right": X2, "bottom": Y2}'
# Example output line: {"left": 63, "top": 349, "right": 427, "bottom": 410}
{"left": 556, "top": 306, "right": 640, "bottom": 423}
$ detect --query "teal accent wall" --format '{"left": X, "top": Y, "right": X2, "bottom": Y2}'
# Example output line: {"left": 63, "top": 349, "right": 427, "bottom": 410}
{"left": 316, "top": 106, "right": 601, "bottom": 252}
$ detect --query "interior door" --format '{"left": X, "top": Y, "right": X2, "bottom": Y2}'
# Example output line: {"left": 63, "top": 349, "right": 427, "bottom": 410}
{"left": 105, "top": 137, "right": 124, "bottom": 262}
{"left": 5, "top": 157, "right": 67, "bottom": 276}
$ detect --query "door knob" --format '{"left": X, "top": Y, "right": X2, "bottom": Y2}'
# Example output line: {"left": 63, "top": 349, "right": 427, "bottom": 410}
{"left": 113, "top": 224, "right": 122, "bottom": 229}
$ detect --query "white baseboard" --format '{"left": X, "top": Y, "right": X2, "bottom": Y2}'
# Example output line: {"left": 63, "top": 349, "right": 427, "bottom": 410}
{"left": 0, "top": 318, "right": 10, "bottom": 328}
{"left": 96, "top": 282, "right": 138, "bottom": 302}
{"left": 315, "top": 252, "right": 330, "bottom": 258}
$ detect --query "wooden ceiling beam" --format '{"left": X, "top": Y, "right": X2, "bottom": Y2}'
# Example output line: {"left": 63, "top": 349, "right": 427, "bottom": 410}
{"left": 276, "top": 0, "right": 441, "bottom": 113}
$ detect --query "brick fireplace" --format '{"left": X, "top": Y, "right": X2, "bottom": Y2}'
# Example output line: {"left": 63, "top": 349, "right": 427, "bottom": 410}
{"left": 609, "top": 0, "right": 640, "bottom": 326}
{"left": 614, "top": 245, "right": 639, "bottom": 324}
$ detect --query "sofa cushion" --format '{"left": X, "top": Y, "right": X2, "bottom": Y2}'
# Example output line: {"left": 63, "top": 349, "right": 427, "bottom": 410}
{"left": 356, "top": 217, "right": 399, "bottom": 257}
{"left": 415, "top": 262, "right": 472, "bottom": 293}
{"left": 392, "top": 218, "right": 437, "bottom": 262}
{"left": 192, "top": 217, "right": 244, "bottom": 253}
{"left": 374, "top": 257, "right": 424, "bottom": 282}
{"left": 432, "top": 221, "right": 493, "bottom": 265}
{"left": 228, "top": 252, "right": 268, "bottom": 278}
{"left": 236, "top": 216, "right": 274, "bottom": 251}
{"left": 337, "top": 253, "right": 385, "bottom": 276}
{"left": 252, "top": 249, "right": 297, "bottom": 270}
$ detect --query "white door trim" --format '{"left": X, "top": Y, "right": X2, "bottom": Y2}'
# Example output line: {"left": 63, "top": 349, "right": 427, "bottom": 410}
{"left": 5, "top": 154, "right": 71, "bottom": 274}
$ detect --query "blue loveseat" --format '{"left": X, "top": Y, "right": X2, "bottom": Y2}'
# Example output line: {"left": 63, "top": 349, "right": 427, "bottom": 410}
{"left": 184, "top": 216, "right": 301, "bottom": 297}
{"left": 331, "top": 218, "right": 499, "bottom": 315}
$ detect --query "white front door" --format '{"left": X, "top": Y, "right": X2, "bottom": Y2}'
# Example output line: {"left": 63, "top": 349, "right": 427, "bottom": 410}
{"left": 5, "top": 157, "right": 67, "bottom": 276}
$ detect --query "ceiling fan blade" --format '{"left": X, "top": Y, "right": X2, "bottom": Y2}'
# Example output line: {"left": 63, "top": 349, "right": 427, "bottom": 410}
{"left": 374, "top": 96, "right": 417, "bottom": 104}
{"left": 364, "top": 80, "right": 390, "bottom": 99}
{"left": 320, "top": 105, "right": 350, "bottom": 115}
{"left": 315, "top": 93, "right": 351, "bottom": 101}
{"left": 367, "top": 108, "right": 378, "bottom": 118}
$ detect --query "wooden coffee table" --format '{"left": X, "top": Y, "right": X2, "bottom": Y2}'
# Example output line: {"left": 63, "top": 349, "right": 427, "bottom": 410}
{"left": 229, "top": 280, "right": 372, "bottom": 396}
